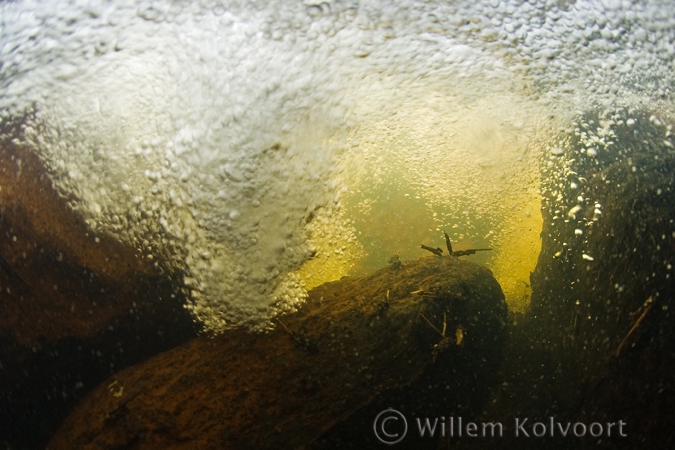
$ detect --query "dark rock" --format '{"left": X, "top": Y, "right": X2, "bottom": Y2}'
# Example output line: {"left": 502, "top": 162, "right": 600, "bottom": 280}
{"left": 474, "top": 110, "right": 675, "bottom": 450}
{"left": 532, "top": 111, "right": 675, "bottom": 450}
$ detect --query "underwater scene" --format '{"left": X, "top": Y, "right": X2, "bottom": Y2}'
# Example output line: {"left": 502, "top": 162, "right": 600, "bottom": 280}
{"left": 1, "top": 0, "right": 674, "bottom": 448}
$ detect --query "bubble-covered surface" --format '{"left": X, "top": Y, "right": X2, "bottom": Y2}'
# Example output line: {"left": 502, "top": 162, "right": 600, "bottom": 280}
{"left": 1, "top": 0, "right": 674, "bottom": 331}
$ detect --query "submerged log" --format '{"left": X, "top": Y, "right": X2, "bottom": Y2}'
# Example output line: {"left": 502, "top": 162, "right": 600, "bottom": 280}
{"left": 49, "top": 256, "right": 507, "bottom": 449}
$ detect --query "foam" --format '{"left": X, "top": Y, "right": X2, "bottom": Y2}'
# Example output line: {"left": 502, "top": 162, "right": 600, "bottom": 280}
{"left": 1, "top": 0, "right": 673, "bottom": 331}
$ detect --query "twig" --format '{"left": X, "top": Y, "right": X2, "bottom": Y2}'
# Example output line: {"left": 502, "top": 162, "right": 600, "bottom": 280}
{"left": 452, "top": 248, "right": 492, "bottom": 257}
{"left": 615, "top": 296, "right": 654, "bottom": 357}
{"left": 420, "top": 313, "right": 443, "bottom": 337}
{"left": 277, "top": 318, "right": 303, "bottom": 345}
{"left": 421, "top": 245, "right": 443, "bottom": 256}
{"left": 443, "top": 231, "right": 453, "bottom": 255}
{"left": 0, "top": 252, "right": 28, "bottom": 285}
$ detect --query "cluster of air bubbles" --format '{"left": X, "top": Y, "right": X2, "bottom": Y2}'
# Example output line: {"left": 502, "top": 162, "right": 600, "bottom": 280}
{"left": 1, "top": 0, "right": 675, "bottom": 331}
{"left": 543, "top": 111, "right": 619, "bottom": 263}
{"left": 542, "top": 107, "right": 675, "bottom": 266}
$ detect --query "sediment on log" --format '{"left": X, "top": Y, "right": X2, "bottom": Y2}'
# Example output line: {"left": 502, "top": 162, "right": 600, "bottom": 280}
{"left": 49, "top": 256, "right": 507, "bottom": 450}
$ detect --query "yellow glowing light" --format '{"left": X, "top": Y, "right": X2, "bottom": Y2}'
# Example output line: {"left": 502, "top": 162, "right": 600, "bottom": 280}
{"left": 488, "top": 183, "right": 542, "bottom": 312}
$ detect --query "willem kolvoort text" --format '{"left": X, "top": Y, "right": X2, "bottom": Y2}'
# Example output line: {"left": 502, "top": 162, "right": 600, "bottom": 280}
{"left": 415, "top": 417, "right": 627, "bottom": 438}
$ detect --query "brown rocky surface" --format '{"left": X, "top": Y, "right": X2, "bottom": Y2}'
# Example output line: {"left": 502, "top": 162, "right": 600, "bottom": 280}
{"left": 0, "top": 120, "right": 160, "bottom": 348}
{"left": 0, "top": 121, "right": 197, "bottom": 449}
{"left": 49, "top": 255, "right": 508, "bottom": 450}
